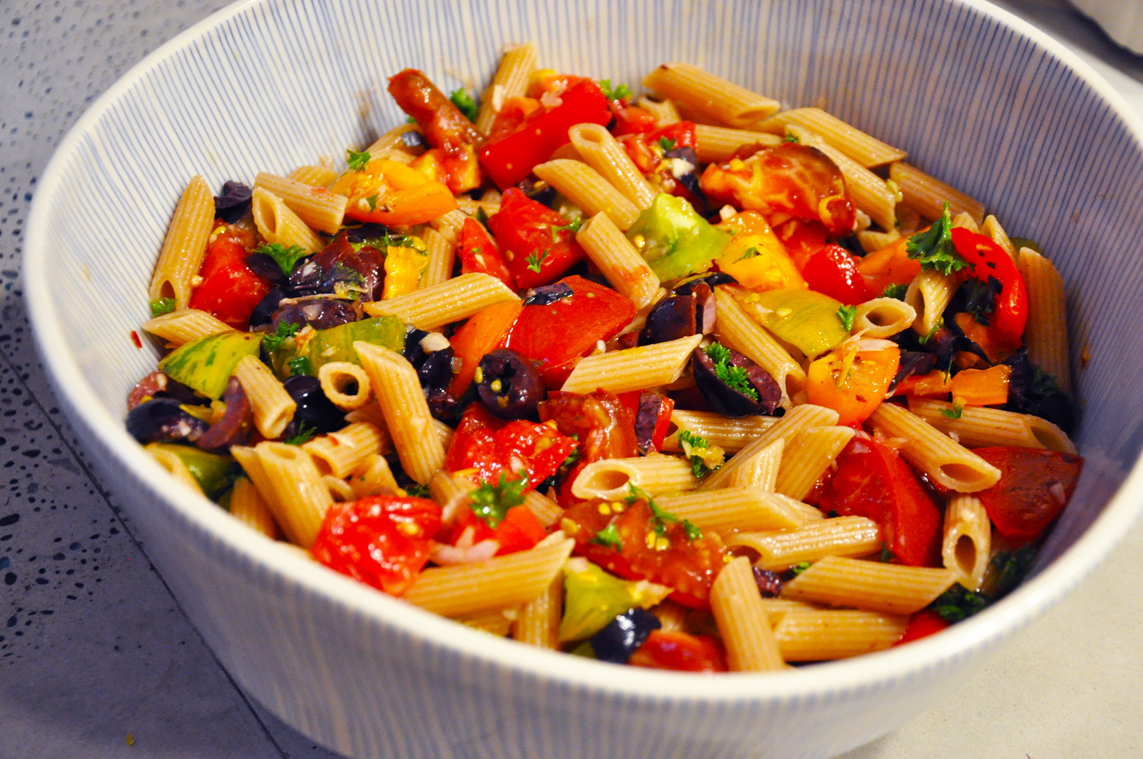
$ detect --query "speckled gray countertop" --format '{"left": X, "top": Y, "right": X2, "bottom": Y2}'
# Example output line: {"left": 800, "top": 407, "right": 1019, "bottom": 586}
{"left": 1, "top": 1, "right": 1141, "bottom": 757}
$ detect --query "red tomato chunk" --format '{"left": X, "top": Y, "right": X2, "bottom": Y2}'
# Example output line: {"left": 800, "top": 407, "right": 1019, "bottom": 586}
{"left": 973, "top": 447, "right": 1083, "bottom": 545}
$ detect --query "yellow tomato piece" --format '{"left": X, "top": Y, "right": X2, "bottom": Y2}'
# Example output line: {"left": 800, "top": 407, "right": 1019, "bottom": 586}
{"left": 382, "top": 245, "right": 430, "bottom": 299}
{"left": 950, "top": 364, "right": 1011, "bottom": 406}
{"left": 806, "top": 344, "right": 900, "bottom": 426}
{"left": 715, "top": 212, "right": 805, "bottom": 291}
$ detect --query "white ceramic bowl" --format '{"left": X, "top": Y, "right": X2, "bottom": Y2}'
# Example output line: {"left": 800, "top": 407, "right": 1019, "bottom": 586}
{"left": 23, "top": 1, "right": 1143, "bottom": 757}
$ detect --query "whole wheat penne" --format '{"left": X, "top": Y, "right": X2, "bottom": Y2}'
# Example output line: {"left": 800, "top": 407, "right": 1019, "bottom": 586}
{"left": 943, "top": 494, "right": 992, "bottom": 591}
{"left": 574, "top": 213, "right": 660, "bottom": 308}
{"left": 727, "top": 516, "right": 882, "bottom": 570}
{"left": 758, "top": 108, "right": 907, "bottom": 167}
{"left": 870, "top": 403, "right": 1001, "bottom": 492}
{"left": 474, "top": 42, "right": 537, "bottom": 135}
{"left": 773, "top": 608, "right": 910, "bottom": 661}
{"left": 514, "top": 572, "right": 562, "bottom": 650}
{"left": 981, "top": 214, "right": 1018, "bottom": 262}
{"left": 694, "top": 124, "right": 781, "bottom": 163}
{"left": 301, "top": 422, "right": 386, "bottom": 479}
{"left": 710, "top": 557, "right": 785, "bottom": 671}
{"left": 534, "top": 160, "right": 642, "bottom": 231}
{"left": 1019, "top": 247, "right": 1072, "bottom": 395}
{"left": 637, "top": 96, "right": 682, "bottom": 126}
{"left": 907, "top": 268, "right": 957, "bottom": 336}
{"left": 728, "top": 438, "right": 785, "bottom": 491}
{"left": 254, "top": 172, "right": 347, "bottom": 234}
{"left": 288, "top": 164, "right": 338, "bottom": 187}
{"left": 248, "top": 441, "right": 333, "bottom": 549}
{"left": 317, "top": 361, "right": 372, "bottom": 411}
{"left": 145, "top": 443, "right": 204, "bottom": 495}
{"left": 419, "top": 227, "right": 456, "bottom": 289}
{"left": 141, "top": 308, "right": 234, "bottom": 346}
{"left": 656, "top": 487, "right": 809, "bottom": 533}
{"left": 350, "top": 453, "right": 400, "bottom": 499}
{"left": 234, "top": 355, "right": 297, "bottom": 439}
{"left": 228, "top": 477, "right": 280, "bottom": 539}
{"left": 571, "top": 455, "right": 698, "bottom": 500}
{"left": 713, "top": 286, "right": 806, "bottom": 406}
{"left": 569, "top": 123, "right": 658, "bottom": 209}
{"left": 251, "top": 187, "right": 324, "bottom": 254}
{"left": 908, "top": 397, "right": 1075, "bottom": 453}
{"left": 643, "top": 62, "right": 780, "bottom": 128}
{"left": 774, "top": 426, "right": 856, "bottom": 501}
{"left": 889, "top": 162, "right": 985, "bottom": 225}
{"left": 782, "top": 555, "right": 958, "bottom": 615}
{"left": 364, "top": 273, "right": 519, "bottom": 330}
{"left": 559, "top": 335, "right": 702, "bottom": 395}
{"left": 149, "top": 175, "right": 215, "bottom": 309}
{"left": 853, "top": 297, "right": 916, "bottom": 338}
{"left": 701, "top": 405, "right": 840, "bottom": 491}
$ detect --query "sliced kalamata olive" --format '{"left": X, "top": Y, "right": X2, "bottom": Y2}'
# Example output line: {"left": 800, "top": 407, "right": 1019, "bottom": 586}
{"left": 244, "top": 252, "right": 288, "bottom": 284}
{"left": 672, "top": 272, "right": 737, "bottom": 297}
{"left": 523, "top": 282, "right": 574, "bottom": 306}
{"left": 590, "top": 608, "right": 662, "bottom": 664}
{"left": 753, "top": 566, "right": 784, "bottom": 598}
{"left": 195, "top": 377, "right": 254, "bottom": 450}
{"left": 886, "top": 351, "right": 938, "bottom": 395}
{"left": 313, "top": 231, "right": 385, "bottom": 301}
{"left": 344, "top": 222, "right": 393, "bottom": 244}
{"left": 249, "top": 288, "right": 287, "bottom": 329}
{"left": 126, "top": 398, "right": 209, "bottom": 444}
{"left": 282, "top": 375, "right": 345, "bottom": 437}
{"left": 214, "top": 180, "right": 253, "bottom": 224}
{"left": 402, "top": 328, "right": 452, "bottom": 377}
{"left": 424, "top": 386, "right": 460, "bottom": 421}
{"left": 665, "top": 146, "right": 708, "bottom": 215}
{"left": 633, "top": 392, "right": 665, "bottom": 455}
{"left": 689, "top": 282, "right": 717, "bottom": 335}
{"left": 517, "top": 177, "right": 558, "bottom": 207}
{"left": 400, "top": 130, "right": 428, "bottom": 150}
{"left": 693, "top": 346, "right": 782, "bottom": 417}
{"left": 418, "top": 348, "right": 455, "bottom": 391}
{"left": 476, "top": 348, "right": 546, "bottom": 420}
{"left": 287, "top": 256, "right": 323, "bottom": 293}
{"left": 640, "top": 294, "right": 697, "bottom": 345}
{"left": 127, "top": 371, "right": 203, "bottom": 410}
{"left": 271, "top": 299, "right": 358, "bottom": 332}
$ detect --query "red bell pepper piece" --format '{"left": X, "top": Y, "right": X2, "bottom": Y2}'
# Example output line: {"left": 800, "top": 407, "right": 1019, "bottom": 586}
{"left": 188, "top": 222, "right": 270, "bottom": 330}
{"left": 442, "top": 503, "right": 548, "bottom": 556}
{"left": 609, "top": 100, "right": 659, "bottom": 136}
{"left": 445, "top": 404, "right": 578, "bottom": 488}
{"left": 802, "top": 244, "right": 874, "bottom": 305}
{"left": 486, "top": 187, "right": 587, "bottom": 289}
{"left": 972, "top": 447, "right": 1083, "bottom": 545}
{"left": 813, "top": 436, "right": 942, "bottom": 567}
{"left": 503, "top": 275, "right": 636, "bottom": 387}
{"left": 479, "top": 78, "right": 612, "bottom": 189}
{"left": 895, "top": 610, "right": 950, "bottom": 645}
{"left": 457, "top": 217, "right": 511, "bottom": 285}
{"left": 950, "top": 228, "right": 1029, "bottom": 347}
{"left": 629, "top": 630, "right": 728, "bottom": 672}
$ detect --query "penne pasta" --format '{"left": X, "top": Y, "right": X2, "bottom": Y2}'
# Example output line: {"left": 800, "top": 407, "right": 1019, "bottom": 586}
{"left": 141, "top": 308, "right": 233, "bottom": 346}
{"left": 575, "top": 213, "right": 660, "bottom": 308}
{"left": 148, "top": 175, "right": 215, "bottom": 309}
{"left": 907, "top": 268, "right": 957, "bottom": 336}
{"left": 758, "top": 108, "right": 907, "bottom": 167}
{"left": 787, "top": 125, "right": 896, "bottom": 231}
{"left": 514, "top": 572, "right": 562, "bottom": 650}
{"left": 643, "top": 62, "right": 780, "bottom": 128}
{"left": 710, "top": 557, "right": 785, "bottom": 671}
{"left": 782, "top": 555, "right": 958, "bottom": 615}
{"left": 251, "top": 187, "right": 324, "bottom": 254}
{"left": 288, "top": 164, "right": 338, "bottom": 187}
{"left": 363, "top": 273, "right": 519, "bottom": 331}
{"left": 663, "top": 410, "right": 780, "bottom": 455}
{"left": 228, "top": 477, "right": 280, "bottom": 539}
{"left": 559, "top": 335, "right": 702, "bottom": 395}
{"left": 713, "top": 286, "right": 807, "bottom": 406}
{"left": 727, "top": 516, "right": 882, "bottom": 570}
{"left": 700, "top": 405, "right": 840, "bottom": 491}
{"left": 234, "top": 355, "right": 297, "bottom": 439}
{"left": 774, "top": 426, "right": 856, "bottom": 501}
{"left": 317, "top": 361, "right": 372, "bottom": 411}
{"left": 853, "top": 297, "right": 916, "bottom": 338}
{"left": 568, "top": 123, "right": 658, "bottom": 209}
{"left": 533, "top": 159, "right": 642, "bottom": 231}
{"left": 773, "top": 608, "right": 909, "bottom": 661}
{"left": 694, "top": 124, "right": 781, "bottom": 163}
{"left": 908, "top": 397, "right": 1076, "bottom": 453}
{"left": 571, "top": 455, "right": 698, "bottom": 500}
{"left": 655, "top": 486, "right": 810, "bottom": 533}
{"left": 419, "top": 227, "right": 456, "bottom": 289}
{"left": 254, "top": 172, "right": 347, "bottom": 234}
{"left": 637, "top": 96, "right": 682, "bottom": 126}
{"left": 889, "top": 162, "right": 985, "bottom": 225}
{"left": 246, "top": 441, "right": 333, "bottom": 549}
{"left": 474, "top": 42, "right": 538, "bottom": 135}
{"left": 350, "top": 453, "right": 400, "bottom": 499}
{"left": 727, "top": 438, "right": 785, "bottom": 491}
{"left": 943, "top": 494, "right": 992, "bottom": 591}
{"left": 869, "top": 403, "right": 1001, "bottom": 492}
{"left": 1019, "top": 247, "right": 1072, "bottom": 395}
{"left": 145, "top": 443, "right": 204, "bottom": 495}
{"left": 301, "top": 422, "right": 386, "bottom": 479}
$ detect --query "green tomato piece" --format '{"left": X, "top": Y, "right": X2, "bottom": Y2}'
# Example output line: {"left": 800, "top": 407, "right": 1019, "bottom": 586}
{"left": 159, "top": 331, "right": 263, "bottom": 400}
{"left": 270, "top": 316, "right": 406, "bottom": 380}
{"left": 627, "top": 193, "right": 731, "bottom": 282}
{"left": 146, "top": 443, "right": 241, "bottom": 500}
{"left": 750, "top": 288, "right": 849, "bottom": 358}
{"left": 557, "top": 557, "right": 671, "bottom": 642}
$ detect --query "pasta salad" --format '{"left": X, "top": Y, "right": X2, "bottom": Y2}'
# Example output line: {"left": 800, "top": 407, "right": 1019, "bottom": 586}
{"left": 127, "top": 46, "right": 1082, "bottom": 672}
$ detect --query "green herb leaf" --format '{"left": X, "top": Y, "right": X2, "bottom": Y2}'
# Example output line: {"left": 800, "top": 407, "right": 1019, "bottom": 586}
{"left": 284, "top": 422, "right": 316, "bottom": 446}
{"left": 837, "top": 304, "right": 857, "bottom": 332}
{"left": 657, "top": 137, "right": 677, "bottom": 152}
{"left": 287, "top": 356, "right": 313, "bottom": 377}
{"left": 149, "top": 297, "right": 176, "bottom": 318}
{"left": 590, "top": 523, "right": 623, "bottom": 551}
{"left": 474, "top": 206, "right": 490, "bottom": 226}
{"left": 469, "top": 472, "right": 528, "bottom": 528}
{"left": 346, "top": 148, "right": 372, "bottom": 172}
{"left": 905, "top": 202, "right": 971, "bottom": 276}
{"left": 879, "top": 543, "right": 896, "bottom": 563}
{"left": 525, "top": 249, "right": 550, "bottom": 273}
{"left": 404, "top": 483, "right": 431, "bottom": 499}
{"left": 677, "top": 429, "right": 723, "bottom": 479}
{"left": 940, "top": 399, "right": 964, "bottom": 419}
{"left": 918, "top": 320, "right": 942, "bottom": 345}
{"left": 255, "top": 242, "right": 309, "bottom": 276}
{"left": 449, "top": 88, "right": 478, "bottom": 121}
{"left": 704, "top": 342, "right": 759, "bottom": 401}
{"left": 262, "top": 321, "right": 301, "bottom": 353}
{"left": 932, "top": 584, "right": 989, "bottom": 622}
{"left": 790, "top": 561, "right": 811, "bottom": 576}
{"left": 988, "top": 545, "right": 1037, "bottom": 598}
{"left": 962, "top": 275, "right": 1001, "bottom": 326}
{"left": 735, "top": 246, "right": 760, "bottom": 263}
{"left": 364, "top": 194, "right": 379, "bottom": 211}
{"left": 683, "top": 520, "right": 702, "bottom": 541}
{"left": 626, "top": 484, "right": 699, "bottom": 541}
{"left": 598, "top": 79, "right": 632, "bottom": 101}
{"left": 550, "top": 218, "right": 584, "bottom": 242}
{"left": 883, "top": 283, "right": 909, "bottom": 300}
{"left": 783, "top": 134, "right": 800, "bottom": 144}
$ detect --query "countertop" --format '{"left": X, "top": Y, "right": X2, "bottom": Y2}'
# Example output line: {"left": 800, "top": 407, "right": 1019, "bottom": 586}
{"left": 1, "top": 1, "right": 1141, "bottom": 757}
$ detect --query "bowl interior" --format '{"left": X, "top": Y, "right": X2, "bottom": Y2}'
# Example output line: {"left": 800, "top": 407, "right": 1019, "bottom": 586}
{"left": 24, "top": 0, "right": 1143, "bottom": 694}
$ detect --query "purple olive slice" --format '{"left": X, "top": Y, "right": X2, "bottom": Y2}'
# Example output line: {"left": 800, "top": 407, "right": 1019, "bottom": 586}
{"left": 476, "top": 349, "right": 546, "bottom": 419}
{"left": 693, "top": 346, "right": 782, "bottom": 418}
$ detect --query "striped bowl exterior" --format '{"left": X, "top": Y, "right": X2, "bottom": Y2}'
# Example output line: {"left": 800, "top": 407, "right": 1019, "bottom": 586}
{"left": 23, "top": 0, "right": 1143, "bottom": 757}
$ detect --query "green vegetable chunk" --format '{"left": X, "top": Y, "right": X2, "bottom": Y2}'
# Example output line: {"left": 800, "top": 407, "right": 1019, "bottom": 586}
{"left": 558, "top": 557, "right": 671, "bottom": 642}
{"left": 626, "top": 194, "right": 731, "bottom": 281}
{"left": 159, "top": 331, "right": 264, "bottom": 400}
{"left": 747, "top": 288, "right": 849, "bottom": 359}
{"left": 147, "top": 443, "right": 241, "bottom": 500}
{"left": 269, "top": 316, "right": 406, "bottom": 379}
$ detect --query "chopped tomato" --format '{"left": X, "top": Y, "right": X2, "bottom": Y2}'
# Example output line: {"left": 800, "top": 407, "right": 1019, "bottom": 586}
{"left": 814, "top": 437, "right": 942, "bottom": 567}
{"left": 443, "top": 503, "right": 548, "bottom": 556}
{"left": 807, "top": 342, "right": 900, "bottom": 426}
{"left": 331, "top": 158, "right": 457, "bottom": 226}
{"left": 311, "top": 495, "right": 442, "bottom": 596}
{"left": 616, "top": 390, "right": 675, "bottom": 454}
{"left": 609, "top": 100, "right": 659, "bottom": 136}
{"left": 188, "top": 222, "right": 269, "bottom": 330}
{"left": 715, "top": 211, "right": 805, "bottom": 291}
{"left": 973, "top": 447, "right": 1083, "bottom": 545}
{"left": 895, "top": 610, "right": 949, "bottom": 645}
{"left": 486, "top": 187, "right": 587, "bottom": 289}
{"left": 802, "top": 244, "right": 874, "bottom": 305}
{"left": 479, "top": 77, "right": 612, "bottom": 188}
{"left": 445, "top": 404, "right": 578, "bottom": 487}
{"left": 540, "top": 390, "right": 638, "bottom": 463}
{"left": 447, "top": 300, "right": 523, "bottom": 397}
{"left": 894, "top": 370, "right": 953, "bottom": 398}
{"left": 951, "top": 228, "right": 1029, "bottom": 348}
{"left": 387, "top": 69, "right": 481, "bottom": 153}
{"left": 619, "top": 121, "right": 702, "bottom": 203}
{"left": 629, "top": 630, "right": 728, "bottom": 672}
{"left": 457, "top": 217, "right": 511, "bottom": 285}
{"left": 773, "top": 217, "right": 830, "bottom": 271}
{"left": 564, "top": 497, "right": 727, "bottom": 608}
{"left": 503, "top": 275, "right": 636, "bottom": 387}
{"left": 949, "top": 364, "right": 1011, "bottom": 406}
{"left": 857, "top": 236, "right": 921, "bottom": 295}
{"left": 485, "top": 96, "right": 541, "bottom": 142}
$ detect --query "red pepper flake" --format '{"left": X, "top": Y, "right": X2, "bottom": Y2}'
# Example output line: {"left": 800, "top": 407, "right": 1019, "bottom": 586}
{"left": 130, "top": 331, "right": 143, "bottom": 349}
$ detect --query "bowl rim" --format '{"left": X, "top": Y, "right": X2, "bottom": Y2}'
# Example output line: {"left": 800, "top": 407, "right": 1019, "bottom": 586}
{"left": 22, "top": 0, "right": 1143, "bottom": 702}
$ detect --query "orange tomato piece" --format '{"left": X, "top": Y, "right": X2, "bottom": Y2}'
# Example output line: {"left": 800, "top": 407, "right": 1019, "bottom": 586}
{"left": 332, "top": 158, "right": 457, "bottom": 226}
{"left": 807, "top": 343, "right": 901, "bottom": 426}
{"left": 950, "top": 364, "right": 1011, "bottom": 406}
{"left": 447, "top": 300, "right": 524, "bottom": 397}
{"left": 857, "top": 237, "right": 921, "bottom": 295}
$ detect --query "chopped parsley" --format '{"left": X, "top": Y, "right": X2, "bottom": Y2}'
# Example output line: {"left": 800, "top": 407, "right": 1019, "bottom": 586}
{"left": 598, "top": 79, "right": 632, "bottom": 101}
{"left": 940, "top": 399, "right": 965, "bottom": 419}
{"left": 404, "top": 483, "right": 431, "bottom": 499}
{"left": 789, "top": 561, "right": 811, "bottom": 576}
{"left": 469, "top": 472, "right": 528, "bottom": 527}
{"left": 550, "top": 218, "right": 583, "bottom": 242}
{"left": 988, "top": 545, "right": 1037, "bottom": 597}
{"left": 930, "top": 546, "right": 1037, "bottom": 622}
{"left": 736, "top": 246, "right": 761, "bottom": 263}
{"left": 626, "top": 484, "right": 701, "bottom": 541}
{"left": 364, "top": 194, "right": 379, "bottom": 211}
{"left": 474, "top": 206, "right": 490, "bottom": 226}
{"left": 590, "top": 523, "right": 623, "bottom": 551}
{"left": 704, "top": 342, "right": 758, "bottom": 401}
{"left": 783, "top": 133, "right": 800, "bottom": 144}
{"left": 879, "top": 543, "right": 896, "bottom": 563}
{"left": 149, "top": 297, "right": 176, "bottom": 318}
{"left": 525, "top": 249, "right": 550, "bottom": 273}
{"left": 677, "top": 430, "right": 723, "bottom": 479}
{"left": 918, "top": 320, "right": 942, "bottom": 345}
{"left": 262, "top": 321, "right": 301, "bottom": 353}
{"left": 932, "top": 585, "right": 989, "bottom": 622}
{"left": 283, "top": 423, "right": 316, "bottom": 446}
{"left": 657, "top": 137, "right": 677, "bottom": 152}
{"left": 837, "top": 304, "right": 857, "bottom": 331}
{"left": 962, "top": 276, "right": 1001, "bottom": 326}
{"left": 255, "top": 242, "right": 309, "bottom": 276}
{"left": 905, "top": 202, "right": 971, "bottom": 276}
{"left": 449, "top": 88, "right": 478, "bottom": 121}
{"left": 883, "top": 283, "right": 909, "bottom": 300}
{"left": 346, "top": 148, "right": 372, "bottom": 172}
{"left": 288, "top": 356, "right": 313, "bottom": 377}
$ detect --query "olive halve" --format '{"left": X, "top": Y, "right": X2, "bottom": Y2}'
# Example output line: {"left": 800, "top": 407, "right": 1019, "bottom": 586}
{"left": 126, "top": 398, "right": 209, "bottom": 445}
{"left": 282, "top": 375, "right": 345, "bottom": 436}
{"left": 590, "top": 608, "right": 662, "bottom": 664}
{"left": 692, "top": 345, "right": 783, "bottom": 418}
{"left": 640, "top": 294, "right": 698, "bottom": 346}
{"left": 476, "top": 349, "right": 546, "bottom": 419}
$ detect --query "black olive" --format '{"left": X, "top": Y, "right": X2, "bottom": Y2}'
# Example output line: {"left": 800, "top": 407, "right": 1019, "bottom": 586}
{"left": 313, "top": 232, "right": 385, "bottom": 301}
{"left": 517, "top": 177, "right": 558, "bottom": 207}
{"left": 523, "top": 283, "right": 574, "bottom": 306}
{"left": 753, "top": 566, "right": 784, "bottom": 598}
{"left": 249, "top": 288, "right": 286, "bottom": 329}
{"left": 672, "top": 272, "right": 737, "bottom": 296}
{"left": 287, "top": 256, "right": 323, "bottom": 293}
{"left": 693, "top": 346, "right": 783, "bottom": 417}
{"left": 633, "top": 392, "right": 665, "bottom": 455}
{"left": 126, "top": 398, "right": 209, "bottom": 444}
{"left": 244, "top": 252, "right": 287, "bottom": 284}
{"left": 640, "top": 295, "right": 698, "bottom": 346}
{"left": 664, "top": 146, "right": 708, "bottom": 215}
{"left": 476, "top": 349, "right": 545, "bottom": 420}
{"left": 195, "top": 377, "right": 254, "bottom": 451}
{"left": 344, "top": 222, "right": 393, "bottom": 244}
{"left": 418, "top": 348, "right": 455, "bottom": 391}
{"left": 214, "top": 180, "right": 252, "bottom": 224}
{"left": 282, "top": 375, "right": 345, "bottom": 436}
{"left": 887, "top": 351, "right": 938, "bottom": 395}
{"left": 590, "top": 608, "right": 662, "bottom": 664}
{"left": 402, "top": 327, "right": 431, "bottom": 366}
{"left": 271, "top": 300, "right": 358, "bottom": 332}
{"left": 400, "top": 130, "right": 428, "bottom": 150}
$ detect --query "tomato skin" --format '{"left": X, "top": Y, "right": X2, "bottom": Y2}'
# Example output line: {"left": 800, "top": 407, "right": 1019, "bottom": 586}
{"left": 609, "top": 100, "right": 658, "bottom": 136}
{"left": 806, "top": 344, "right": 900, "bottom": 426}
{"left": 629, "top": 630, "right": 728, "bottom": 672}
{"left": 815, "top": 436, "right": 942, "bottom": 567}
{"left": 856, "top": 236, "right": 921, "bottom": 295}
{"left": 503, "top": 276, "right": 636, "bottom": 387}
{"left": 973, "top": 447, "right": 1083, "bottom": 545}
{"left": 895, "top": 610, "right": 949, "bottom": 646}
{"left": 773, "top": 218, "right": 831, "bottom": 272}
{"left": 479, "top": 78, "right": 612, "bottom": 189}
{"left": 486, "top": 188, "right": 587, "bottom": 289}
{"left": 950, "top": 228, "right": 1029, "bottom": 347}
{"left": 443, "top": 503, "right": 548, "bottom": 556}
{"left": 457, "top": 217, "right": 511, "bottom": 285}
{"left": 445, "top": 404, "right": 578, "bottom": 487}
{"left": 188, "top": 222, "right": 270, "bottom": 330}
{"left": 312, "top": 496, "right": 442, "bottom": 596}
{"left": 802, "top": 244, "right": 874, "bottom": 305}
{"left": 542, "top": 390, "right": 639, "bottom": 464}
